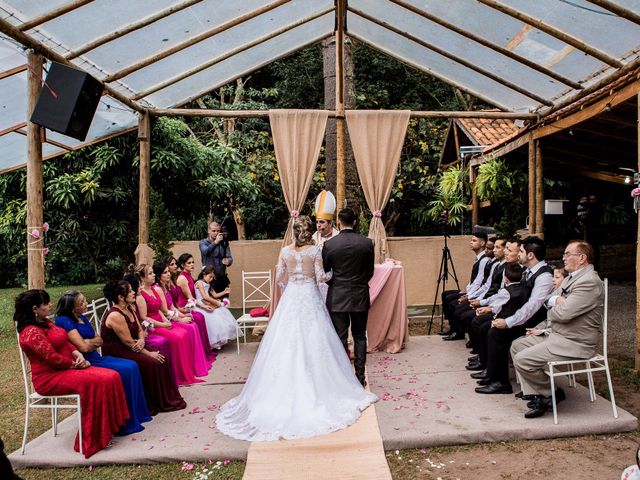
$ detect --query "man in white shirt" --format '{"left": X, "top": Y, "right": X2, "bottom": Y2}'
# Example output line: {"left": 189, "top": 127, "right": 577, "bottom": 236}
{"left": 476, "top": 236, "right": 554, "bottom": 394}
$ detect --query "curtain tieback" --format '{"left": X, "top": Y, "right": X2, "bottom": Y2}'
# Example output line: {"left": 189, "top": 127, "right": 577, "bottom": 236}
{"left": 290, "top": 210, "right": 300, "bottom": 218}
{"left": 372, "top": 210, "right": 382, "bottom": 218}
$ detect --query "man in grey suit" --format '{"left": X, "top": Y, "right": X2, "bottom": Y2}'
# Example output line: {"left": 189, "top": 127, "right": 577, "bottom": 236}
{"left": 511, "top": 240, "right": 604, "bottom": 419}
{"left": 323, "top": 208, "right": 375, "bottom": 387}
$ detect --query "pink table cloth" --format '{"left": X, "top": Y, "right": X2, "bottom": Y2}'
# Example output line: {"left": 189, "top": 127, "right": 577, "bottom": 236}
{"left": 367, "top": 262, "right": 408, "bottom": 354}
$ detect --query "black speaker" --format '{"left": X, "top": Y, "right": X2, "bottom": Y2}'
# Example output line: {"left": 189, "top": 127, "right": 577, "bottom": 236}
{"left": 30, "top": 62, "right": 104, "bottom": 141}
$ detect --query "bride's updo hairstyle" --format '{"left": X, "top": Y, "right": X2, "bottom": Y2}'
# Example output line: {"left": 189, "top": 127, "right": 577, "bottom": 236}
{"left": 293, "top": 215, "right": 314, "bottom": 247}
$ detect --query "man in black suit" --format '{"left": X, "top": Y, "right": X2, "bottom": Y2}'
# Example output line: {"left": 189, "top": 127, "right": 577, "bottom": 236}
{"left": 323, "top": 208, "right": 375, "bottom": 387}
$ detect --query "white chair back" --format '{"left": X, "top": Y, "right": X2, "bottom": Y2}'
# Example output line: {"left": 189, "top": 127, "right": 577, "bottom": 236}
{"left": 242, "top": 271, "right": 272, "bottom": 316}
{"left": 86, "top": 297, "right": 110, "bottom": 333}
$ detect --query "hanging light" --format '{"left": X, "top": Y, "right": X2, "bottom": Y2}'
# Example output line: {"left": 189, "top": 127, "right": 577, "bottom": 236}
{"left": 625, "top": 176, "right": 631, "bottom": 184}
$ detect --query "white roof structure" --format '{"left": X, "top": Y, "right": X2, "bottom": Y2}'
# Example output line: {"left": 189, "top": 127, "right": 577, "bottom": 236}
{"left": 1, "top": 0, "right": 639, "bottom": 172}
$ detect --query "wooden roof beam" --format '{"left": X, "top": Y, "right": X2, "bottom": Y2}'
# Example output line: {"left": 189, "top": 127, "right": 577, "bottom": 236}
{"left": 18, "top": 0, "right": 94, "bottom": 31}
{"left": 0, "top": 18, "right": 145, "bottom": 113}
{"left": 349, "top": 7, "right": 553, "bottom": 106}
{"left": 585, "top": 0, "right": 640, "bottom": 27}
{"left": 477, "top": 0, "right": 623, "bottom": 68}
{"left": 66, "top": 0, "right": 204, "bottom": 59}
{"left": 103, "top": 0, "right": 291, "bottom": 83}
{"left": 133, "top": 6, "right": 334, "bottom": 101}
{"left": 387, "top": 0, "right": 582, "bottom": 90}
{"left": 149, "top": 108, "right": 536, "bottom": 120}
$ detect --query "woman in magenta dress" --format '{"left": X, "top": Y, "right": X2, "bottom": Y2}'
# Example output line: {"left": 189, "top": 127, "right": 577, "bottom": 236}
{"left": 165, "top": 256, "right": 216, "bottom": 363}
{"left": 101, "top": 280, "right": 186, "bottom": 415}
{"left": 16, "top": 290, "right": 129, "bottom": 458}
{"left": 153, "top": 261, "right": 213, "bottom": 375}
{"left": 176, "top": 254, "right": 217, "bottom": 346}
{"left": 135, "top": 264, "right": 202, "bottom": 385}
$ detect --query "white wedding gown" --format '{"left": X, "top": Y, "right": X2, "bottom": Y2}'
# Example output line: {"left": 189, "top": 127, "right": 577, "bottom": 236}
{"left": 216, "top": 245, "right": 378, "bottom": 441}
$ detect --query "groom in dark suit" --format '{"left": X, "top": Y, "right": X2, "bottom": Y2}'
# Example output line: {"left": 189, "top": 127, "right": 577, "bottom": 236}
{"left": 322, "top": 208, "right": 375, "bottom": 387}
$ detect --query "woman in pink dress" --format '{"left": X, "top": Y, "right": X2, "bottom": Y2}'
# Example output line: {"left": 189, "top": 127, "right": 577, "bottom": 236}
{"left": 153, "top": 261, "right": 212, "bottom": 376}
{"left": 135, "top": 264, "right": 202, "bottom": 385}
{"left": 175, "top": 254, "right": 221, "bottom": 349}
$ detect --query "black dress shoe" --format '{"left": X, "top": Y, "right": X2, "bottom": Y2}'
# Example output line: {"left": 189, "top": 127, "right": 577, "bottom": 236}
{"left": 465, "top": 361, "right": 484, "bottom": 371}
{"left": 475, "top": 382, "right": 513, "bottom": 394}
{"left": 470, "top": 369, "right": 487, "bottom": 379}
{"left": 465, "top": 340, "right": 472, "bottom": 348}
{"left": 515, "top": 391, "right": 535, "bottom": 401}
{"left": 443, "top": 332, "right": 465, "bottom": 341}
{"left": 470, "top": 349, "right": 478, "bottom": 355}
{"left": 468, "top": 354, "right": 479, "bottom": 362}
{"left": 438, "top": 329, "right": 453, "bottom": 336}
{"left": 524, "top": 402, "right": 549, "bottom": 419}
{"left": 476, "top": 377, "right": 492, "bottom": 386}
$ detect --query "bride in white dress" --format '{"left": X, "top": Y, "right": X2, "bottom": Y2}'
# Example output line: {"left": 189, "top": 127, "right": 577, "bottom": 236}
{"left": 216, "top": 216, "right": 378, "bottom": 441}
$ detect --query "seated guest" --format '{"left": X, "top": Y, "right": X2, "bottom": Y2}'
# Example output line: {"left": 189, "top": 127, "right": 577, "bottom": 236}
{"left": 152, "top": 260, "right": 213, "bottom": 376}
{"left": 467, "top": 238, "right": 519, "bottom": 372}
{"left": 163, "top": 256, "right": 217, "bottom": 364}
{"left": 475, "top": 236, "right": 553, "bottom": 394}
{"left": 136, "top": 264, "right": 203, "bottom": 385}
{"left": 511, "top": 241, "right": 603, "bottom": 418}
{"left": 176, "top": 254, "right": 237, "bottom": 350}
{"left": 16, "top": 290, "right": 129, "bottom": 458}
{"left": 55, "top": 290, "right": 151, "bottom": 435}
{"left": 455, "top": 238, "right": 506, "bottom": 348}
{"left": 441, "top": 231, "right": 489, "bottom": 340}
{"left": 101, "top": 280, "right": 186, "bottom": 415}
{"left": 194, "top": 266, "right": 238, "bottom": 349}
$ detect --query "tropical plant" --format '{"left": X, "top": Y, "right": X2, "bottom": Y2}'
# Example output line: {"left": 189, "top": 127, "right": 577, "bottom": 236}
{"left": 475, "top": 156, "right": 514, "bottom": 201}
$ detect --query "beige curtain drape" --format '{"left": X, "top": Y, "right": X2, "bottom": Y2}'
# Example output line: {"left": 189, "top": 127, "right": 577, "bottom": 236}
{"left": 269, "top": 109, "right": 329, "bottom": 245}
{"left": 345, "top": 110, "right": 410, "bottom": 263}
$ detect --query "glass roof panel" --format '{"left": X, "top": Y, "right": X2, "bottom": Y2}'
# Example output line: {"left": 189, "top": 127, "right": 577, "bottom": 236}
{"left": 0, "top": 71, "right": 26, "bottom": 131}
{"left": 115, "top": 1, "right": 333, "bottom": 99}
{"left": 146, "top": 15, "right": 333, "bottom": 107}
{"left": 352, "top": 0, "right": 570, "bottom": 104}
{"left": 0, "top": 131, "right": 62, "bottom": 172}
{"left": 348, "top": 13, "right": 537, "bottom": 112}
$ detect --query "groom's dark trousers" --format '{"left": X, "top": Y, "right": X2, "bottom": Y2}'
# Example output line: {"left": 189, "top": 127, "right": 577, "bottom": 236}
{"left": 322, "top": 228, "right": 374, "bottom": 385}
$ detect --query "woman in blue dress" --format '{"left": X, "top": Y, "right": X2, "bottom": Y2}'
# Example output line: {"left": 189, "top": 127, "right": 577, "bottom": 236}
{"left": 55, "top": 290, "right": 152, "bottom": 435}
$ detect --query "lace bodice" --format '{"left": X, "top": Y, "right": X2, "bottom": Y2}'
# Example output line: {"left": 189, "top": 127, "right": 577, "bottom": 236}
{"left": 276, "top": 245, "right": 331, "bottom": 288}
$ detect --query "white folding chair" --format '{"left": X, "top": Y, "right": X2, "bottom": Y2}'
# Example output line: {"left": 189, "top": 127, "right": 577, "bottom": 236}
{"left": 545, "top": 278, "right": 618, "bottom": 424}
{"left": 236, "top": 271, "right": 272, "bottom": 354}
{"left": 85, "top": 297, "right": 110, "bottom": 354}
{"left": 17, "top": 331, "right": 83, "bottom": 455}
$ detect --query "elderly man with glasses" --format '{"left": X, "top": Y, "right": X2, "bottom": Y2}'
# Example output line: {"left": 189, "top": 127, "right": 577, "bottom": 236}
{"left": 510, "top": 240, "right": 604, "bottom": 419}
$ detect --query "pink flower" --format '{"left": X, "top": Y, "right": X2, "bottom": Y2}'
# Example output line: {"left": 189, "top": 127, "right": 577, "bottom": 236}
{"left": 30, "top": 228, "right": 40, "bottom": 238}
{"left": 42, "top": 222, "right": 50, "bottom": 232}
{"left": 181, "top": 462, "right": 195, "bottom": 472}
{"left": 372, "top": 210, "right": 382, "bottom": 217}
{"left": 632, "top": 188, "right": 640, "bottom": 197}
{"left": 42, "top": 247, "right": 49, "bottom": 255}
{"left": 290, "top": 210, "right": 300, "bottom": 218}
{"left": 223, "top": 459, "right": 230, "bottom": 466}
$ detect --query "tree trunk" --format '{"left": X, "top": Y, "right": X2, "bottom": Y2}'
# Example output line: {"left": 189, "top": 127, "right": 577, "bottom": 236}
{"left": 322, "top": 36, "right": 362, "bottom": 214}
{"left": 232, "top": 207, "right": 246, "bottom": 240}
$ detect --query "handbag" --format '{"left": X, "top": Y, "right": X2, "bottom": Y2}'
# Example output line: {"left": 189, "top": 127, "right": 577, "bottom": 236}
{"left": 249, "top": 307, "right": 269, "bottom": 317}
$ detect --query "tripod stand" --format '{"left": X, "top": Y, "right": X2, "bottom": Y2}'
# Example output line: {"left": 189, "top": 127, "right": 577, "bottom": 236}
{"left": 427, "top": 233, "right": 460, "bottom": 335}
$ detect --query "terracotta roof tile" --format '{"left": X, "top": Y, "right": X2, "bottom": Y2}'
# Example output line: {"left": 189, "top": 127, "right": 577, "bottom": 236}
{"left": 457, "top": 117, "right": 520, "bottom": 147}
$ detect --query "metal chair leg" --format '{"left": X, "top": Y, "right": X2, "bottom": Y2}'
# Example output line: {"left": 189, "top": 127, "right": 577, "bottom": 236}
{"left": 21, "top": 402, "right": 30, "bottom": 455}
{"left": 604, "top": 361, "right": 619, "bottom": 419}
{"left": 77, "top": 399, "right": 83, "bottom": 456}
{"left": 549, "top": 365, "right": 558, "bottom": 425}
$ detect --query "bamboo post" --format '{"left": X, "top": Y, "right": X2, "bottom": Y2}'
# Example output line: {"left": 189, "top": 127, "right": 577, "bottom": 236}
{"left": 135, "top": 112, "right": 153, "bottom": 265}
{"left": 535, "top": 140, "right": 544, "bottom": 238}
{"left": 528, "top": 139, "right": 536, "bottom": 235}
{"left": 26, "top": 51, "right": 44, "bottom": 289}
{"left": 636, "top": 92, "right": 640, "bottom": 371}
{"left": 335, "top": 0, "right": 346, "bottom": 210}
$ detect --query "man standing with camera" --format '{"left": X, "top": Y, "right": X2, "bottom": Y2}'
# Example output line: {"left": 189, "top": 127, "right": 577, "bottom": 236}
{"left": 199, "top": 221, "right": 233, "bottom": 294}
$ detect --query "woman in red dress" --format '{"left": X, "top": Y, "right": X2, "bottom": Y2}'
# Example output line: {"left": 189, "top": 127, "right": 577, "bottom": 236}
{"left": 101, "top": 280, "right": 186, "bottom": 415}
{"left": 16, "top": 290, "right": 129, "bottom": 458}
